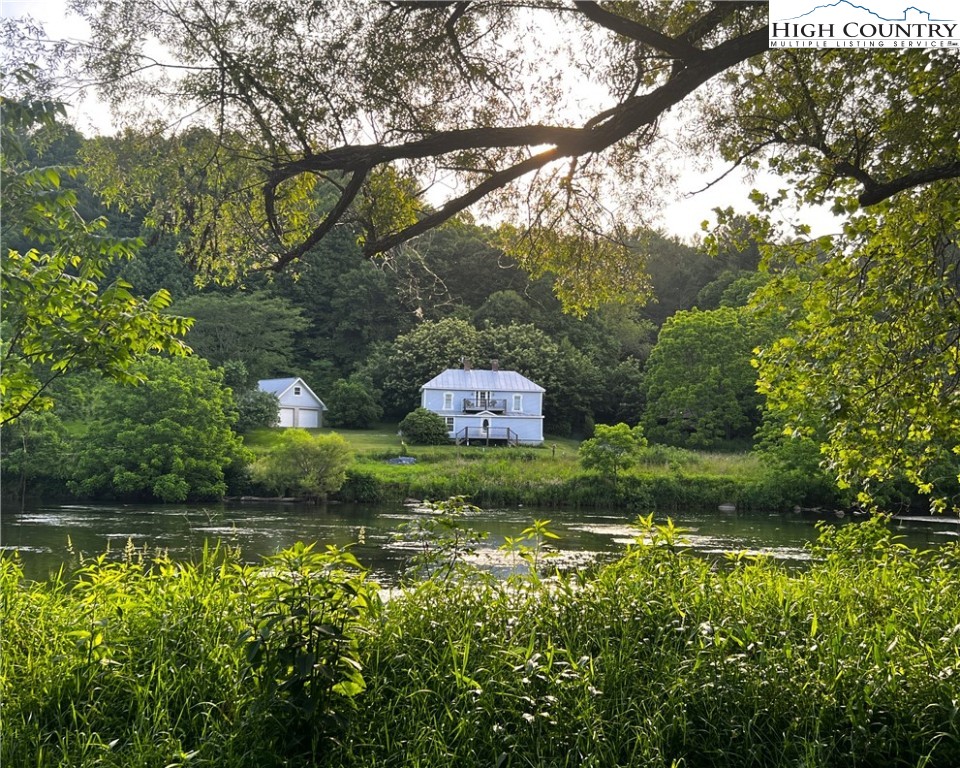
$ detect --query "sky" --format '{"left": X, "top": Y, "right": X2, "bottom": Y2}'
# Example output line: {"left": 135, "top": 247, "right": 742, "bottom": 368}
{"left": 0, "top": 0, "right": 841, "bottom": 242}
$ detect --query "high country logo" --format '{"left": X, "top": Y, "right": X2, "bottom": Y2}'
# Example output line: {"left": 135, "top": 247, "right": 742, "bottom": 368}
{"left": 768, "top": 0, "right": 959, "bottom": 48}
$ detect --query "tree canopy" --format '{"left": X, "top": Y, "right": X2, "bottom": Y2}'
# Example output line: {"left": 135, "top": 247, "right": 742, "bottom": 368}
{"left": 61, "top": 0, "right": 777, "bottom": 311}
{"left": 174, "top": 293, "right": 308, "bottom": 382}
{"left": 643, "top": 307, "right": 763, "bottom": 448}
{"left": 69, "top": 356, "right": 249, "bottom": 502}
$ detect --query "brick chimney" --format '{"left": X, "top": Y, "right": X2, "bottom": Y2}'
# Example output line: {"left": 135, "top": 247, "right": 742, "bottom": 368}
{"left": 463, "top": 358, "right": 471, "bottom": 371}
{"left": 490, "top": 359, "right": 499, "bottom": 372}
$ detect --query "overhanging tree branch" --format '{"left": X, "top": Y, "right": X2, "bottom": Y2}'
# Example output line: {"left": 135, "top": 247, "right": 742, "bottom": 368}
{"left": 571, "top": 1, "right": 704, "bottom": 62}
{"left": 855, "top": 161, "right": 960, "bottom": 207}
{"left": 265, "top": 25, "right": 769, "bottom": 259}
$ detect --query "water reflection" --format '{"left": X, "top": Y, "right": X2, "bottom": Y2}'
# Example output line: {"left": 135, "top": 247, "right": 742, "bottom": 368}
{"left": 1, "top": 501, "right": 955, "bottom": 583}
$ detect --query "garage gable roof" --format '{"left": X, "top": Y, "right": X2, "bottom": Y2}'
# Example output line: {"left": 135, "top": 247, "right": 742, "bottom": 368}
{"left": 257, "top": 377, "right": 327, "bottom": 409}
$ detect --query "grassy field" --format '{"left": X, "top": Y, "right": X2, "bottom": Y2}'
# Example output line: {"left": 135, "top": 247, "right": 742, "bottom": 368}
{"left": 243, "top": 423, "right": 582, "bottom": 458}
{"left": 241, "top": 425, "right": 826, "bottom": 511}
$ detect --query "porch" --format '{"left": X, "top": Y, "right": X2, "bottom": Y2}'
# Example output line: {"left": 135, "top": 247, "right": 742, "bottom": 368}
{"left": 454, "top": 425, "right": 520, "bottom": 447}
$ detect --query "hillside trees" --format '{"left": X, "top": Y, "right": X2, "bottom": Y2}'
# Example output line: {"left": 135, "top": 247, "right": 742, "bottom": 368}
{"left": 267, "top": 227, "right": 408, "bottom": 385}
{"left": 0, "top": 411, "right": 70, "bottom": 501}
{"left": 366, "top": 318, "right": 484, "bottom": 416}
{"left": 174, "top": 293, "right": 308, "bottom": 382}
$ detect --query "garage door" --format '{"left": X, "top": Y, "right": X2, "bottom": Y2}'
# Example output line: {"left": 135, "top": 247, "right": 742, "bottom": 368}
{"left": 298, "top": 409, "right": 320, "bottom": 428}
{"left": 278, "top": 407, "right": 295, "bottom": 427}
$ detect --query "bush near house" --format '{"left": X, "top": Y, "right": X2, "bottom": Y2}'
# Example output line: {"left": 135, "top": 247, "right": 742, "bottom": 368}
{"left": 252, "top": 429, "right": 352, "bottom": 500}
{"left": 398, "top": 408, "right": 450, "bottom": 445}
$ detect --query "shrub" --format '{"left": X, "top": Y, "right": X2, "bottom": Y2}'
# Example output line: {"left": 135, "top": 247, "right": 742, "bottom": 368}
{"left": 579, "top": 422, "right": 648, "bottom": 482}
{"left": 398, "top": 407, "right": 450, "bottom": 445}
{"left": 253, "top": 429, "right": 352, "bottom": 499}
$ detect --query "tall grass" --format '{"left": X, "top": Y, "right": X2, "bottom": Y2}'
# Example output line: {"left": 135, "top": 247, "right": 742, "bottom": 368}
{"left": 1, "top": 543, "right": 373, "bottom": 767}
{"left": 336, "top": 516, "right": 960, "bottom": 767}
{"left": 6, "top": 517, "right": 956, "bottom": 767}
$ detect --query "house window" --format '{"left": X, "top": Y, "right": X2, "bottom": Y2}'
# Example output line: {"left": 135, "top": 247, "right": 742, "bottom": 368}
{"left": 512, "top": 394, "right": 523, "bottom": 412}
{"left": 445, "top": 417, "right": 455, "bottom": 431}
{"left": 443, "top": 392, "right": 454, "bottom": 410}
{"left": 294, "top": 386, "right": 302, "bottom": 396}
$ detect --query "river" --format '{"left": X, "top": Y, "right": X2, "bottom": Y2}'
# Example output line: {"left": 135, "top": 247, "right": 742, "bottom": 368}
{"left": 2, "top": 501, "right": 957, "bottom": 583}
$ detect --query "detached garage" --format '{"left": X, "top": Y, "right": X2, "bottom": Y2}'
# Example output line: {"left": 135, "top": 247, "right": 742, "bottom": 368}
{"left": 257, "top": 377, "right": 327, "bottom": 429}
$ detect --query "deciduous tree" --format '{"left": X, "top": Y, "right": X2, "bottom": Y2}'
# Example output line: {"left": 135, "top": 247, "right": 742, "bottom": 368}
{"left": 579, "top": 422, "right": 648, "bottom": 483}
{"left": 70, "top": 356, "right": 249, "bottom": 502}
{"left": 643, "top": 307, "right": 762, "bottom": 448}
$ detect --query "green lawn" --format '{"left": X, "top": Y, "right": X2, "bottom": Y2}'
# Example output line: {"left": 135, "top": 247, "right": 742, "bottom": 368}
{"left": 244, "top": 424, "right": 583, "bottom": 462}
{"left": 239, "top": 425, "right": 822, "bottom": 512}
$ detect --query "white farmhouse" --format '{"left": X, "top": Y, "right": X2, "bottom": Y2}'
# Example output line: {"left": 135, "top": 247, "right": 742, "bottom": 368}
{"left": 257, "top": 377, "right": 327, "bottom": 428}
{"left": 420, "top": 361, "right": 545, "bottom": 445}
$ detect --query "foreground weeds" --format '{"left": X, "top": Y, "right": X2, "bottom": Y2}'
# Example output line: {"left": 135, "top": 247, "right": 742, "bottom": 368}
{"left": 4, "top": 516, "right": 960, "bottom": 767}
{"left": 1, "top": 542, "right": 373, "bottom": 767}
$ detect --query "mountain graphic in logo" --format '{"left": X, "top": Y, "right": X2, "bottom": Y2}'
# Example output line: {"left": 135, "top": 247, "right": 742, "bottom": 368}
{"left": 777, "top": 1, "right": 953, "bottom": 23}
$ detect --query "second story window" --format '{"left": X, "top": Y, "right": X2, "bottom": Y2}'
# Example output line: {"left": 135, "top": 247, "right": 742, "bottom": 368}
{"left": 294, "top": 386, "right": 302, "bottom": 396}
{"left": 512, "top": 394, "right": 523, "bottom": 411}
{"left": 443, "top": 392, "right": 454, "bottom": 410}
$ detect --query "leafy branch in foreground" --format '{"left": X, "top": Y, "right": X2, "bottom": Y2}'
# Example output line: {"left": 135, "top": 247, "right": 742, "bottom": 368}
{"left": 0, "top": 79, "right": 191, "bottom": 425}
{"left": 749, "top": 183, "right": 960, "bottom": 513}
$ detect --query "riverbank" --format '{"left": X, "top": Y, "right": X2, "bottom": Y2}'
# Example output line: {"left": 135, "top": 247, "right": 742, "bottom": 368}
{"left": 343, "top": 441, "right": 842, "bottom": 512}
{"left": 5, "top": 425, "right": 845, "bottom": 512}
{"left": 4, "top": 516, "right": 958, "bottom": 767}
{"left": 241, "top": 427, "right": 844, "bottom": 512}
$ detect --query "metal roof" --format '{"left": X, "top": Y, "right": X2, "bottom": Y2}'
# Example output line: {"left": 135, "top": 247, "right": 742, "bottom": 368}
{"left": 257, "top": 377, "right": 327, "bottom": 408}
{"left": 421, "top": 369, "right": 545, "bottom": 393}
